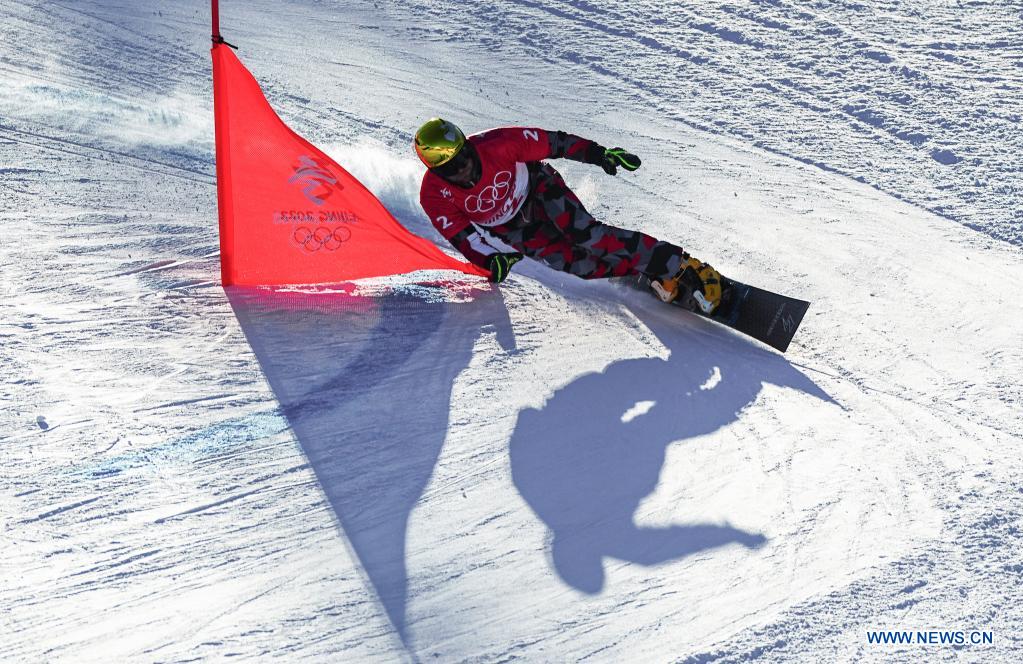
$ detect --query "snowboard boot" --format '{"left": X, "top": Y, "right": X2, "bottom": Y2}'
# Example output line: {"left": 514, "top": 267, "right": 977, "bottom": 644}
{"left": 650, "top": 256, "right": 723, "bottom": 314}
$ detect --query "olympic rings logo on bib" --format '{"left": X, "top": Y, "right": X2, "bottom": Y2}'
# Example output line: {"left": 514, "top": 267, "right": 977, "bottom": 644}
{"left": 465, "top": 171, "right": 512, "bottom": 214}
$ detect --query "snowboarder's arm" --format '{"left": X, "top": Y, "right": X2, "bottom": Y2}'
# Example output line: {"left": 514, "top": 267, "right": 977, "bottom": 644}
{"left": 492, "top": 127, "right": 598, "bottom": 164}
{"left": 503, "top": 127, "right": 601, "bottom": 163}
{"left": 446, "top": 226, "right": 503, "bottom": 269}
{"left": 496, "top": 126, "right": 640, "bottom": 172}
{"left": 546, "top": 130, "right": 642, "bottom": 175}
{"left": 545, "top": 129, "right": 607, "bottom": 165}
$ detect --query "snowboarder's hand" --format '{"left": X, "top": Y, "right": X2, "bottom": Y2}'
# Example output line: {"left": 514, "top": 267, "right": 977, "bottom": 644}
{"left": 600, "top": 147, "right": 642, "bottom": 175}
{"left": 487, "top": 252, "right": 523, "bottom": 283}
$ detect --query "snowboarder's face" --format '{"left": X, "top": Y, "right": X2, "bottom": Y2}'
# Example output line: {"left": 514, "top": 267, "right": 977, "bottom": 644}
{"left": 432, "top": 143, "right": 479, "bottom": 188}
{"left": 448, "top": 156, "right": 475, "bottom": 186}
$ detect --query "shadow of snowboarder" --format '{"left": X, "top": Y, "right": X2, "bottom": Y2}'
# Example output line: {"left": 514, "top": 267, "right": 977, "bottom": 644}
{"left": 509, "top": 287, "right": 833, "bottom": 593}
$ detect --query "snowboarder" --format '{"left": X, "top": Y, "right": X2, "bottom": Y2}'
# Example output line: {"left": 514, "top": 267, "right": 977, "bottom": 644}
{"left": 415, "top": 118, "right": 722, "bottom": 311}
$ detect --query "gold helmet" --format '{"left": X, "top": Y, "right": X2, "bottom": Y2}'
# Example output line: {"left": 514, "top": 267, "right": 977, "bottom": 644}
{"left": 414, "top": 118, "right": 466, "bottom": 168}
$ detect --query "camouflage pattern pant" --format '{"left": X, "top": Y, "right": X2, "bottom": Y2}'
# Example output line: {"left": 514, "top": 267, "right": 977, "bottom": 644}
{"left": 491, "top": 163, "right": 688, "bottom": 280}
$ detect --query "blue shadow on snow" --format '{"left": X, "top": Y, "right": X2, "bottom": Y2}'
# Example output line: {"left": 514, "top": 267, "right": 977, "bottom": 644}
{"left": 227, "top": 281, "right": 513, "bottom": 649}
{"left": 508, "top": 277, "right": 835, "bottom": 593}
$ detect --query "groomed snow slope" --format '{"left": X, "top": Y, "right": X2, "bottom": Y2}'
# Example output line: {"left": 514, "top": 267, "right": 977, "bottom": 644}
{"left": 2, "top": 0, "right": 1021, "bottom": 661}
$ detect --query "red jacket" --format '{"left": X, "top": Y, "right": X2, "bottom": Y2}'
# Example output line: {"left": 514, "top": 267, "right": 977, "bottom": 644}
{"left": 420, "top": 127, "right": 600, "bottom": 268}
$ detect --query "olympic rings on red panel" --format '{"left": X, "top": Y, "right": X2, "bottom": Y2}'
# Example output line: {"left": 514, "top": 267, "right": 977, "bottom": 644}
{"left": 293, "top": 225, "right": 352, "bottom": 252}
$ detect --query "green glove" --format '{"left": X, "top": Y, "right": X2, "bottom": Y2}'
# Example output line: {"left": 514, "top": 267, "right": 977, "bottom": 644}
{"left": 601, "top": 147, "right": 642, "bottom": 175}
{"left": 487, "top": 252, "right": 523, "bottom": 283}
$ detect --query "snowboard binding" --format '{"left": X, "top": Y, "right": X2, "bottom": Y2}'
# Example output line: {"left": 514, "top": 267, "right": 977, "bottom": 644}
{"left": 650, "top": 257, "right": 723, "bottom": 314}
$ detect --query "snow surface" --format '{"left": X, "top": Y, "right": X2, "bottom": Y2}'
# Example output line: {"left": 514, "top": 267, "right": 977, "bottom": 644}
{"left": 2, "top": 0, "right": 1022, "bottom": 661}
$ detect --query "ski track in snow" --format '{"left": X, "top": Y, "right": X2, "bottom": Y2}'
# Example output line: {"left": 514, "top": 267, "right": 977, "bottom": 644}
{"left": 2, "top": 0, "right": 1022, "bottom": 662}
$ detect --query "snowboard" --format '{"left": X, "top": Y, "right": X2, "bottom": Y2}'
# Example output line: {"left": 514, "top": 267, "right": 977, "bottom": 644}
{"left": 613, "top": 274, "right": 810, "bottom": 353}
